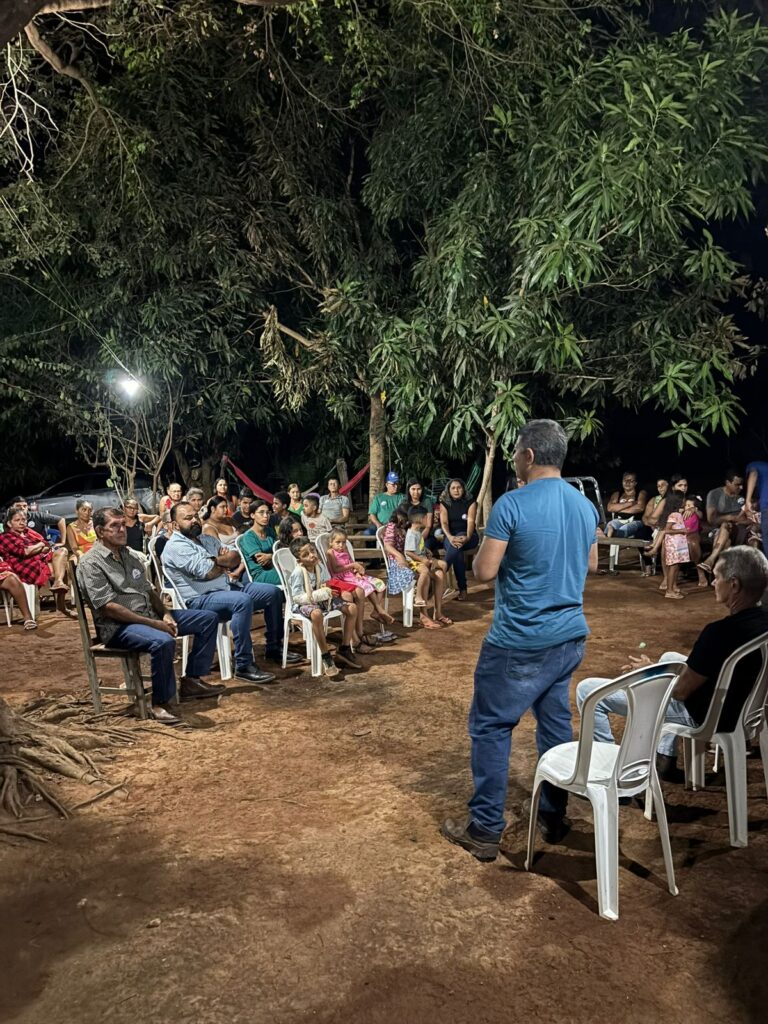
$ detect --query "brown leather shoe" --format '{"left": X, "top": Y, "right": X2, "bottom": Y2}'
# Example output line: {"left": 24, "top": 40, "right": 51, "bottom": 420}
{"left": 441, "top": 815, "right": 500, "bottom": 862}
{"left": 179, "top": 677, "right": 226, "bottom": 701}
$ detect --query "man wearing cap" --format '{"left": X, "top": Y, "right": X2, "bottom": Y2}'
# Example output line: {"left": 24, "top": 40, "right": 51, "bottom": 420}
{"left": 364, "top": 472, "right": 404, "bottom": 536}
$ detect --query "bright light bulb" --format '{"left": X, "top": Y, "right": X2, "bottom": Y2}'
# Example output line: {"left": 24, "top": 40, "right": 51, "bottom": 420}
{"left": 118, "top": 376, "right": 142, "bottom": 398}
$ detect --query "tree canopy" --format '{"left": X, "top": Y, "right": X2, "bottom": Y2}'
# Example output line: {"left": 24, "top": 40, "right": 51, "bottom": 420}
{"left": 1, "top": 1, "right": 767, "bottom": 502}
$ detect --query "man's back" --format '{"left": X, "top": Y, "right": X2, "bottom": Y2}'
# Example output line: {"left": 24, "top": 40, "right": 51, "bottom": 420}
{"left": 485, "top": 478, "right": 598, "bottom": 651}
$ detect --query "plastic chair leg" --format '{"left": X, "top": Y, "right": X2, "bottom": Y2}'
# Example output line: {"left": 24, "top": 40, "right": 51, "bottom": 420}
{"left": 524, "top": 778, "right": 543, "bottom": 872}
{"left": 720, "top": 732, "right": 748, "bottom": 848}
{"left": 608, "top": 544, "right": 618, "bottom": 572}
{"left": 305, "top": 621, "right": 322, "bottom": 677}
{"left": 402, "top": 587, "right": 414, "bottom": 628}
{"left": 590, "top": 787, "right": 620, "bottom": 921}
{"left": 23, "top": 583, "right": 38, "bottom": 622}
{"left": 2, "top": 592, "right": 11, "bottom": 627}
{"left": 282, "top": 615, "right": 290, "bottom": 668}
{"left": 216, "top": 624, "right": 233, "bottom": 680}
{"left": 180, "top": 635, "right": 190, "bottom": 677}
{"left": 713, "top": 743, "right": 720, "bottom": 775}
{"left": 644, "top": 782, "right": 654, "bottom": 821}
{"left": 650, "top": 774, "right": 678, "bottom": 896}
{"left": 760, "top": 725, "right": 768, "bottom": 801}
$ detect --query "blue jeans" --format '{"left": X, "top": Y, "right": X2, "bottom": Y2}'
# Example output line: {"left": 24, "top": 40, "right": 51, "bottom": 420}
{"left": 606, "top": 518, "right": 644, "bottom": 538}
{"left": 468, "top": 637, "right": 586, "bottom": 833}
{"left": 443, "top": 533, "right": 479, "bottom": 591}
{"left": 111, "top": 608, "right": 219, "bottom": 705}
{"left": 575, "top": 651, "right": 696, "bottom": 756}
{"left": 187, "top": 582, "right": 283, "bottom": 668}
{"left": 363, "top": 524, "right": 378, "bottom": 536}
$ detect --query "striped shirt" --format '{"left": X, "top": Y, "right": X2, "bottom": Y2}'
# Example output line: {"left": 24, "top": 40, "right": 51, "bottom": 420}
{"left": 77, "top": 541, "right": 156, "bottom": 643}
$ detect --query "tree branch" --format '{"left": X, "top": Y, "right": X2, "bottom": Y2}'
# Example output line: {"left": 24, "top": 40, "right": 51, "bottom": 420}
{"left": 24, "top": 19, "right": 99, "bottom": 104}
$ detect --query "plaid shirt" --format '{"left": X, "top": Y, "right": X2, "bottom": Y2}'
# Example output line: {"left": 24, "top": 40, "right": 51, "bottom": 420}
{"left": 77, "top": 541, "right": 158, "bottom": 644}
{"left": 0, "top": 527, "right": 52, "bottom": 585}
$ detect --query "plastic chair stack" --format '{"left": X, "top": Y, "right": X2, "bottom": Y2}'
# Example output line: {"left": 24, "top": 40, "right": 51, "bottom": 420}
{"left": 526, "top": 661, "right": 685, "bottom": 921}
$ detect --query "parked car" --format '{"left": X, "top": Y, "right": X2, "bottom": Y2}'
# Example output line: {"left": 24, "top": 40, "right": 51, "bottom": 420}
{"left": 26, "top": 471, "right": 159, "bottom": 521}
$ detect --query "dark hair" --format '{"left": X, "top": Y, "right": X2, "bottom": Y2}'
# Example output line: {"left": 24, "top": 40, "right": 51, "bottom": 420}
{"left": 170, "top": 501, "right": 193, "bottom": 523}
{"left": 389, "top": 508, "right": 410, "bottom": 531}
{"left": 303, "top": 494, "right": 320, "bottom": 511}
{"left": 408, "top": 510, "right": 425, "bottom": 525}
{"left": 251, "top": 500, "right": 271, "bottom": 514}
{"left": 273, "top": 491, "right": 290, "bottom": 507}
{"left": 9, "top": 495, "right": 26, "bottom": 505}
{"left": 75, "top": 498, "right": 93, "bottom": 513}
{"left": 290, "top": 536, "right": 313, "bottom": 559}
{"left": 669, "top": 473, "right": 687, "bottom": 487}
{"left": 93, "top": 506, "right": 123, "bottom": 530}
{"left": 665, "top": 492, "right": 685, "bottom": 517}
{"left": 203, "top": 495, "right": 228, "bottom": 521}
{"left": 4, "top": 506, "right": 27, "bottom": 528}
{"left": 277, "top": 515, "right": 301, "bottom": 548}
{"left": 440, "top": 478, "right": 474, "bottom": 506}
{"left": 725, "top": 467, "right": 742, "bottom": 483}
{"left": 406, "top": 477, "right": 423, "bottom": 496}
{"left": 239, "top": 488, "right": 254, "bottom": 500}
{"left": 517, "top": 419, "right": 568, "bottom": 470}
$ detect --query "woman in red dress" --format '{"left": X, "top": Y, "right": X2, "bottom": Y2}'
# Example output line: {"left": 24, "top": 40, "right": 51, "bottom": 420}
{"left": 0, "top": 558, "right": 36, "bottom": 629}
{"left": 0, "top": 508, "right": 69, "bottom": 614}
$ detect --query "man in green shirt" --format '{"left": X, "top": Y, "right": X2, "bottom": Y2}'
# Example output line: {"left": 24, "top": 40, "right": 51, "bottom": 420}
{"left": 365, "top": 471, "right": 404, "bottom": 535}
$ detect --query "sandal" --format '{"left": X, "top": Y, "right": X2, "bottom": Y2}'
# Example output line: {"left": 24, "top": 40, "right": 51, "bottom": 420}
{"left": 414, "top": 597, "right": 427, "bottom": 607}
{"left": 664, "top": 590, "right": 684, "bottom": 600}
{"left": 372, "top": 610, "right": 396, "bottom": 627}
{"left": 23, "top": 619, "right": 38, "bottom": 630}
{"left": 420, "top": 615, "right": 442, "bottom": 629}
{"left": 437, "top": 615, "right": 453, "bottom": 626}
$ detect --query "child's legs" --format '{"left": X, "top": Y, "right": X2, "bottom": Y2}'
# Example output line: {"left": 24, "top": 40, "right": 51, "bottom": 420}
{"left": 667, "top": 563, "right": 680, "bottom": 592}
{"left": 354, "top": 587, "right": 366, "bottom": 637}
{"left": 432, "top": 567, "right": 445, "bottom": 616}
{"left": 310, "top": 608, "right": 329, "bottom": 652}
{"left": 415, "top": 564, "right": 430, "bottom": 602}
{"left": 341, "top": 604, "right": 356, "bottom": 646}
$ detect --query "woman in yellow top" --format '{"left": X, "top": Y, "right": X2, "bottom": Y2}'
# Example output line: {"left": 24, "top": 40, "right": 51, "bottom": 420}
{"left": 66, "top": 499, "right": 96, "bottom": 560}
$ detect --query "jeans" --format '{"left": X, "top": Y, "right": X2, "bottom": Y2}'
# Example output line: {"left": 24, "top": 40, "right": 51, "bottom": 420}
{"left": 111, "top": 608, "right": 219, "bottom": 705}
{"left": 606, "top": 518, "right": 644, "bottom": 538}
{"left": 187, "top": 582, "right": 283, "bottom": 669}
{"left": 443, "top": 533, "right": 479, "bottom": 591}
{"left": 468, "top": 636, "right": 586, "bottom": 834}
{"left": 575, "top": 651, "right": 695, "bottom": 756}
{"left": 363, "top": 524, "right": 378, "bottom": 536}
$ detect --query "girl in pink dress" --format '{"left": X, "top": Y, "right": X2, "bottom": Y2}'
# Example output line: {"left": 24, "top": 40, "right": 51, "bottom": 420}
{"left": 326, "top": 529, "right": 395, "bottom": 629}
{"left": 661, "top": 493, "right": 690, "bottom": 599}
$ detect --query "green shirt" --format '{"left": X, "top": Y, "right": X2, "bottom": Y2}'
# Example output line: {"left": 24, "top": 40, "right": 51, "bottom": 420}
{"left": 368, "top": 491, "right": 404, "bottom": 526}
{"left": 239, "top": 528, "right": 280, "bottom": 586}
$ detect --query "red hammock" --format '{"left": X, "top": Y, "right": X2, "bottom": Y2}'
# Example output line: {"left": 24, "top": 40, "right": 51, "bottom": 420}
{"left": 223, "top": 456, "right": 369, "bottom": 502}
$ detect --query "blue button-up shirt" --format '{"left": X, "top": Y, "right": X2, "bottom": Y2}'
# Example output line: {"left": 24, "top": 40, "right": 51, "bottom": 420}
{"left": 161, "top": 531, "right": 233, "bottom": 603}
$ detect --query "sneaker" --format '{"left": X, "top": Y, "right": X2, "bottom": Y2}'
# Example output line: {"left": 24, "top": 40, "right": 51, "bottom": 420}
{"left": 336, "top": 645, "right": 362, "bottom": 669}
{"left": 441, "top": 815, "right": 501, "bottom": 862}
{"left": 322, "top": 654, "right": 340, "bottom": 680}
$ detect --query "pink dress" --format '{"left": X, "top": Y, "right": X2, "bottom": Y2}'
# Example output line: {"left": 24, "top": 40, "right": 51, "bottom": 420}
{"left": 664, "top": 512, "right": 690, "bottom": 565}
{"left": 330, "top": 549, "right": 379, "bottom": 596}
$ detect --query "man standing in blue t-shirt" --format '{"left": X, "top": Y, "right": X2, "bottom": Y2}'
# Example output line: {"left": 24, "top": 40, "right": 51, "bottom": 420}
{"left": 442, "top": 419, "right": 598, "bottom": 862}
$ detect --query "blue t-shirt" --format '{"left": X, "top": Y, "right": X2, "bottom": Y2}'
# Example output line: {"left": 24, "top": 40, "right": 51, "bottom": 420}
{"left": 485, "top": 477, "right": 598, "bottom": 651}
{"left": 746, "top": 461, "right": 768, "bottom": 510}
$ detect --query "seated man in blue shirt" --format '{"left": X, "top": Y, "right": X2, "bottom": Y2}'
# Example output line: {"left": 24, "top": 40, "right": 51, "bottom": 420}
{"left": 161, "top": 502, "right": 303, "bottom": 683}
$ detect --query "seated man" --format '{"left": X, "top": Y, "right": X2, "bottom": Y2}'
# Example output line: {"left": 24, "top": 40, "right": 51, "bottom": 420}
{"left": 77, "top": 507, "right": 225, "bottom": 726}
{"left": 319, "top": 478, "right": 351, "bottom": 525}
{"left": 161, "top": 502, "right": 303, "bottom": 681}
{"left": 364, "top": 471, "right": 404, "bottom": 536}
{"left": 231, "top": 488, "right": 254, "bottom": 532}
{"left": 604, "top": 471, "right": 648, "bottom": 538}
{"left": 301, "top": 494, "right": 332, "bottom": 542}
{"left": 699, "top": 469, "right": 749, "bottom": 574}
{"left": 576, "top": 546, "right": 768, "bottom": 781}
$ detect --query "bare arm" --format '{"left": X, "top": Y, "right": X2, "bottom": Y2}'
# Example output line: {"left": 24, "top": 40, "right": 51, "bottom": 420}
{"left": 588, "top": 541, "right": 598, "bottom": 574}
{"left": 465, "top": 502, "right": 478, "bottom": 541}
{"left": 605, "top": 490, "right": 623, "bottom": 513}
{"left": 672, "top": 665, "right": 708, "bottom": 701}
{"left": 745, "top": 470, "right": 758, "bottom": 513}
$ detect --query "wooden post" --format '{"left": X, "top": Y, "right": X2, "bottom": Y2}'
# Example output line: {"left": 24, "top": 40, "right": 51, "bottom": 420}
{"left": 335, "top": 458, "right": 349, "bottom": 488}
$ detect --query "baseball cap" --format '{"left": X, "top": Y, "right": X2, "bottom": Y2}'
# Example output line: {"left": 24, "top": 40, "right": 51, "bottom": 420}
{"left": 386, "top": 471, "right": 400, "bottom": 484}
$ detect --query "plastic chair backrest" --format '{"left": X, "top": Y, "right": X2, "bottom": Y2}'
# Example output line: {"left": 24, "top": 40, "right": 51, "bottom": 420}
{"left": 147, "top": 534, "right": 168, "bottom": 591}
{"left": 273, "top": 546, "right": 297, "bottom": 595}
{"left": 575, "top": 662, "right": 685, "bottom": 791}
{"left": 689, "top": 631, "right": 768, "bottom": 741}
{"left": 315, "top": 532, "right": 331, "bottom": 572}
{"left": 375, "top": 526, "right": 389, "bottom": 565}
{"left": 235, "top": 534, "right": 253, "bottom": 582}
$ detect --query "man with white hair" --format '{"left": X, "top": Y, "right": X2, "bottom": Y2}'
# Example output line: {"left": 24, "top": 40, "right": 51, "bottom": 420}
{"left": 576, "top": 545, "right": 768, "bottom": 781}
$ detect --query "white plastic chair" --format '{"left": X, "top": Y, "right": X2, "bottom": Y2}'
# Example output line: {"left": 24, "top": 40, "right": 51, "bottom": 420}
{"left": 272, "top": 546, "right": 343, "bottom": 677}
{"left": 645, "top": 632, "right": 768, "bottom": 848}
{"left": 526, "top": 661, "right": 685, "bottom": 921}
{"left": 375, "top": 527, "right": 414, "bottom": 628}
{"left": 153, "top": 538, "right": 233, "bottom": 681}
{"left": 1, "top": 582, "right": 38, "bottom": 624}
{"left": 2, "top": 590, "right": 12, "bottom": 626}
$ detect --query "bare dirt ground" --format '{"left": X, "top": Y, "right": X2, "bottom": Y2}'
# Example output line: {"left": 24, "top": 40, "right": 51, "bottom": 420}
{"left": 1, "top": 569, "right": 767, "bottom": 1024}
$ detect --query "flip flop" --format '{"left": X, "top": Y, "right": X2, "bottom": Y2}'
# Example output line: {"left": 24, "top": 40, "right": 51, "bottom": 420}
{"left": 23, "top": 619, "right": 38, "bottom": 630}
{"left": 437, "top": 616, "right": 453, "bottom": 626}
{"left": 420, "top": 615, "right": 442, "bottom": 629}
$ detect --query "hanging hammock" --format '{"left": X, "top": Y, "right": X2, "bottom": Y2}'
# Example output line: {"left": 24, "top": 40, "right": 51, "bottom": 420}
{"left": 222, "top": 456, "right": 369, "bottom": 503}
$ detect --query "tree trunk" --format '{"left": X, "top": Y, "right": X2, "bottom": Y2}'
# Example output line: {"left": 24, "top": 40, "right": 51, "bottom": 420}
{"left": 173, "top": 447, "right": 191, "bottom": 489}
{"left": 369, "top": 392, "right": 386, "bottom": 504}
{"left": 199, "top": 456, "right": 217, "bottom": 496}
{"left": 335, "top": 458, "right": 349, "bottom": 488}
{"left": 476, "top": 435, "right": 497, "bottom": 529}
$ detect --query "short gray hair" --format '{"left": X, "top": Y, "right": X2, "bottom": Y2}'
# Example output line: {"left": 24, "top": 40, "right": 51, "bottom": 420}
{"left": 516, "top": 419, "right": 568, "bottom": 470}
{"left": 185, "top": 488, "right": 204, "bottom": 499}
{"left": 716, "top": 546, "right": 768, "bottom": 600}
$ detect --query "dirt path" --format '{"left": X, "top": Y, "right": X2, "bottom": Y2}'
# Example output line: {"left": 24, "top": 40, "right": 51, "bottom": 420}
{"left": 1, "top": 575, "right": 766, "bottom": 1024}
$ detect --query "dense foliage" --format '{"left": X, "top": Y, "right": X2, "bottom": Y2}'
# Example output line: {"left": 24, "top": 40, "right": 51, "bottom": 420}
{"left": 1, "top": 1, "right": 767, "bottom": 500}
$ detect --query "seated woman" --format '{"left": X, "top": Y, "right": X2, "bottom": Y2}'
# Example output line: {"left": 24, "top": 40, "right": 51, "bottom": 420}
{"left": 66, "top": 499, "right": 96, "bottom": 561}
{"left": 121, "top": 497, "right": 158, "bottom": 555}
{"left": 604, "top": 472, "right": 648, "bottom": 538}
{"left": 202, "top": 496, "right": 240, "bottom": 549}
{"left": 438, "top": 478, "right": 478, "bottom": 600}
{"left": 0, "top": 559, "right": 37, "bottom": 630}
{"left": 158, "top": 482, "right": 183, "bottom": 516}
{"left": 277, "top": 515, "right": 305, "bottom": 549}
{"left": 287, "top": 482, "right": 304, "bottom": 520}
{"left": 397, "top": 478, "right": 436, "bottom": 550}
{"left": 213, "top": 477, "right": 237, "bottom": 515}
{"left": 319, "top": 478, "right": 351, "bottom": 525}
{"left": 0, "top": 508, "right": 69, "bottom": 614}
{"left": 239, "top": 500, "right": 281, "bottom": 585}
